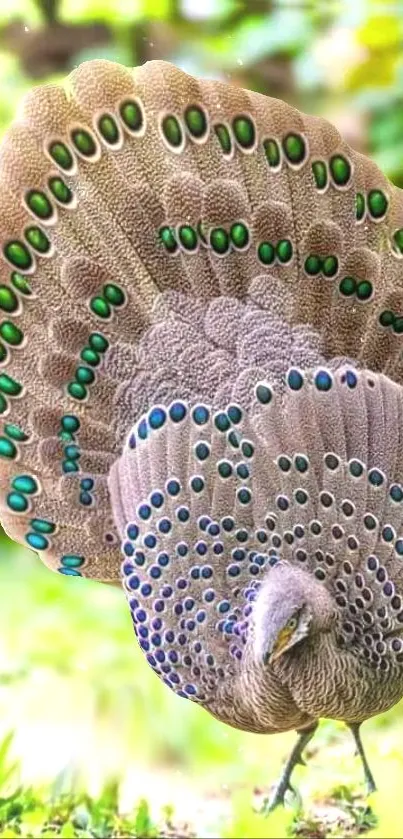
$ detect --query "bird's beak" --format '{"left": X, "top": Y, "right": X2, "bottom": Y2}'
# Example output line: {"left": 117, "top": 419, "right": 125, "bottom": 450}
{"left": 267, "top": 626, "right": 294, "bottom": 664}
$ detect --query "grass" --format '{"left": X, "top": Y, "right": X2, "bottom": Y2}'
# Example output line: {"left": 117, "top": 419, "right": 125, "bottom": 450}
{"left": 0, "top": 541, "right": 402, "bottom": 838}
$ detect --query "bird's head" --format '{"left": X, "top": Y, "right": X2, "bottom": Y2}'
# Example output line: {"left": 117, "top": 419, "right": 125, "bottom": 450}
{"left": 252, "top": 559, "right": 334, "bottom": 666}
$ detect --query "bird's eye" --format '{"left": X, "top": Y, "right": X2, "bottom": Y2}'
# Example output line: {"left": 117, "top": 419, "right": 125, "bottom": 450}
{"left": 287, "top": 616, "right": 298, "bottom": 630}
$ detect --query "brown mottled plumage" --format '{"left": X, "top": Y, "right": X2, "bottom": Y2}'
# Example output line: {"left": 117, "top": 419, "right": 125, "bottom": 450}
{"left": 1, "top": 59, "right": 403, "bottom": 809}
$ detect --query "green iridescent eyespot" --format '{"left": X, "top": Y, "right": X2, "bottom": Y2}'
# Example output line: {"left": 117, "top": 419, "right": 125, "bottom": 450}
{"left": 379, "top": 310, "right": 395, "bottom": 328}
{"left": 339, "top": 276, "right": 372, "bottom": 302}
{"left": 103, "top": 284, "right": 125, "bottom": 306}
{"left": 48, "top": 177, "right": 73, "bottom": 205}
{"left": 161, "top": 114, "right": 183, "bottom": 148}
{"left": 258, "top": 242, "right": 275, "bottom": 265}
{"left": 90, "top": 297, "right": 111, "bottom": 319}
{"left": 214, "top": 124, "right": 232, "bottom": 156}
{"left": 0, "top": 437, "right": 17, "bottom": 459}
{"left": 356, "top": 280, "right": 373, "bottom": 301}
{"left": 159, "top": 227, "right": 178, "bottom": 253}
{"left": 179, "top": 226, "right": 198, "bottom": 251}
{"left": 276, "top": 239, "right": 293, "bottom": 263}
{"left": 322, "top": 256, "right": 338, "bottom": 277}
{"left": 210, "top": 228, "right": 229, "bottom": 255}
{"left": 367, "top": 189, "right": 388, "bottom": 220}
{"left": 232, "top": 115, "right": 255, "bottom": 150}
{"left": 305, "top": 255, "right": 321, "bottom": 276}
{"left": 0, "top": 287, "right": 19, "bottom": 313}
{"left": 355, "top": 192, "right": 365, "bottom": 221}
{"left": 339, "top": 276, "right": 356, "bottom": 297}
{"left": 184, "top": 106, "right": 208, "bottom": 139}
{"left": 3, "top": 241, "right": 32, "bottom": 272}
{"left": 119, "top": 99, "right": 143, "bottom": 133}
{"left": 312, "top": 161, "right": 328, "bottom": 190}
{"left": 263, "top": 138, "right": 281, "bottom": 168}
{"left": 329, "top": 154, "right": 351, "bottom": 187}
{"left": 0, "top": 322, "right": 23, "bottom": 346}
{"left": 393, "top": 229, "right": 403, "bottom": 254}
{"left": 25, "top": 227, "right": 50, "bottom": 254}
{"left": 97, "top": 113, "right": 120, "bottom": 145}
{"left": 48, "top": 141, "right": 74, "bottom": 172}
{"left": 230, "top": 223, "right": 249, "bottom": 250}
{"left": 11, "top": 273, "right": 31, "bottom": 296}
{"left": 71, "top": 128, "right": 97, "bottom": 157}
{"left": 282, "top": 133, "right": 306, "bottom": 165}
{"left": 0, "top": 373, "right": 22, "bottom": 396}
{"left": 26, "top": 190, "right": 53, "bottom": 221}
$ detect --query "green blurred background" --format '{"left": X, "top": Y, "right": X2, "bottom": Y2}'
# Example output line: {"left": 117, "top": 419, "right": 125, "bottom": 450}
{"left": 0, "top": 1, "right": 403, "bottom": 837}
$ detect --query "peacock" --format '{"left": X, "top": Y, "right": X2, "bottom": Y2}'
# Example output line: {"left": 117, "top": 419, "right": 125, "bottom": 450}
{"left": 0, "top": 58, "right": 403, "bottom": 811}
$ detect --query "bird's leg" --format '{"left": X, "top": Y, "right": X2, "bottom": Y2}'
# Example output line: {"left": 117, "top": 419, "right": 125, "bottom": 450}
{"left": 262, "top": 722, "right": 318, "bottom": 814}
{"left": 348, "top": 722, "right": 377, "bottom": 794}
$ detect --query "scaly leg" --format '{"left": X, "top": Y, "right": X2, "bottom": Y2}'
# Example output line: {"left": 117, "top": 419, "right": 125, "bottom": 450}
{"left": 262, "top": 722, "right": 319, "bottom": 813}
{"left": 348, "top": 722, "right": 377, "bottom": 794}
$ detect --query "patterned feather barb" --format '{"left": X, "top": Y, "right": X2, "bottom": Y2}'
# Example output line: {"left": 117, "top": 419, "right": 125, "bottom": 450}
{"left": 2, "top": 60, "right": 403, "bottom": 738}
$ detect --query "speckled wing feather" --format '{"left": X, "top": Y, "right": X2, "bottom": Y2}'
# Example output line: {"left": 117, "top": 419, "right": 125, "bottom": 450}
{"left": 0, "top": 57, "right": 402, "bottom": 613}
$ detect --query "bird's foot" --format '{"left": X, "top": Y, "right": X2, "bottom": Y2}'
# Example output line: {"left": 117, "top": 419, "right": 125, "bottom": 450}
{"left": 261, "top": 780, "right": 299, "bottom": 814}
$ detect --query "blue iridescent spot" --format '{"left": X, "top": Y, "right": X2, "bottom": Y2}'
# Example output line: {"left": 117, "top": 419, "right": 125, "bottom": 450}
{"left": 232, "top": 548, "right": 245, "bottom": 561}
{"left": 206, "top": 654, "right": 215, "bottom": 666}
{"left": 227, "top": 405, "right": 242, "bottom": 424}
{"left": 184, "top": 597, "right": 195, "bottom": 611}
{"left": 158, "top": 551, "right": 169, "bottom": 566}
{"left": 236, "top": 463, "right": 249, "bottom": 480}
{"left": 139, "top": 626, "right": 149, "bottom": 638}
{"left": 170, "top": 673, "right": 180, "bottom": 684}
{"left": 287, "top": 368, "right": 303, "bottom": 390}
{"left": 228, "top": 430, "right": 241, "bottom": 448}
{"left": 186, "top": 619, "right": 196, "bottom": 631}
{"left": 165, "top": 630, "right": 175, "bottom": 643}
{"left": 152, "top": 617, "right": 162, "bottom": 631}
{"left": 151, "top": 632, "right": 162, "bottom": 646}
{"left": 185, "top": 684, "right": 196, "bottom": 695}
{"left": 222, "top": 516, "right": 234, "bottom": 532}
{"left": 129, "top": 433, "right": 136, "bottom": 449}
{"left": 138, "top": 503, "right": 151, "bottom": 520}
{"left": 139, "top": 639, "right": 150, "bottom": 652}
{"left": 257, "top": 529, "right": 268, "bottom": 544}
{"left": 177, "top": 506, "right": 190, "bottom": 522}
{"left": 140, "top": 582, "right": 152, "bottom": 596}
{"left": 346, "top": 370, "right": 357, "bottom": 388}
{"left": 176, "top": 542, "right": 188, "bottom": 556}
{"left": 218, "top": 600, "right": 230, "bottom": 613}
{"left": 169, "top": 401, "right": 187, "bottom": 423}
{"left": 382, "top": 526, "right": 394, "bottom": 542}
{"left": 214, "top": 412, "right": 230, "bottom": 432}
{"left": 26, "top": 533, "right": 49, "bottom": 550}
{"left": 81, "top": 477, "right": 94, "bottom": 491}
{"left": 128, "top": 574, "right": 140, "bottom": 590}
{"left": 235, "top": 529, "right": 248, "bottom": 542}
{"left": 146, "top": 654, "right": 157, "bottom": 667}
{"left": 196, "top": 610, "right": 206, "bottom": 622}
{"left": 368, "top": 468, "right": 384, "bottom": 487}
{"left": 314, "top": 370, "right": 332, "bottom": 391}
{"left": 122, "top": 560, "right": 134, "bottom": 575}
{"left": 127, "top": 523, "right": 139, "bottom": 540}
{"left": 148, "top": 406, "right": 167, "bottom": 430}
{"left": 123, "top": 541, "right": 134, "bottom": 556}
{"left": 201, "top": 565, "right": 213, "bottom": 579}
{"left": 213, "top": 543, "right": 224, "bottom": 555}
{"left": 237, "top": 487, "right": 251, "bottom": 505}
{"left": 177, "top": 578, "right": 188, "bottom": 589}
{"left": 249, "top": 563, "right": 259, "bottom": 575}
{"left": 162, "top": 585, "right": 173, "bottom": 598}
{"left": 241, "top": 440, "right": 254, "bottom": 458}
{"left": 134, "top": 551, "right": 146, "bottom": 566}
{"left": 349, "top": 460, "right": 364, "bottom": 478}
{"left": 158, "top": 518, "right": 172, "bottom": 534}
{"left": 59, "top": 567, "right": 82, "bottom": 576}
{"left": 228, "top": 564, "right": 240, "bottom": 577}
{"left": 196, "top": 541, "right": 207, "bottom": 556}
{"left": 79, "top": 491, "right": 92, "bottom": 506}
{"left": 255, "top": 383, "right": 272, "bottom": 405}
{"left": 195, "top": 441, "right": 210, "bottom": 461}
{"left": 204, "top": 588, "right": 215, "bottom": 602}
{"left": 169, "top": 650, "right": 179, "bottom": 664}
{"left": 149, "top": 565, "right": 161, "bottom": 579}
{"left": 191, "top": 476, "right": 204, "bottom": 493}
{"left": 208, "top": 523, "right": 220, "bottom": 536}
{"left": 192, "top": 405, "right": 210, "bottom": 425}
{"left": 194, "top": 641, "right": 202, "bottom": 652}
{"left": 218, "top": 460, "right": 232, "bottom": 479}
{"left": 137, "top": 418, "right": 148, "bottom": 440}
{"left": 60, "top": 554, "right": 84, "bottom": 568}
{"left": 155, "top": 649, "right": 165, "bottom": 663}
{"left": 390, "top": 484, "right": 403, "bottom": 503}
{"left": 135, "top": 608, "right": 147, "bottom": 622}
{"left": 150, "top": 492, "right": 164, "bottom": 508}
{"left": 396, "top": 539, "right": 403, "bottom": 556}
{"left": 166, "top": 479, "right": 180, "bottom": 496}
{"left": 178, "top": 633, "right": 187, "bottom": 645}
{"left": 30, "top": 519, "right": 56, "bottom": 534}
{"left": 190, "top": 566, "right": 200, "bottom": 579}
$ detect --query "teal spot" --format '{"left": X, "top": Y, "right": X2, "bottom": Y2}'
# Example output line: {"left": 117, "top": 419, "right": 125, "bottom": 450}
{"left": 12, "top": 474, "right": 38, "bottom": 494}
{"left": 6, "top": 491, "right": 27, "bottom": 512}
